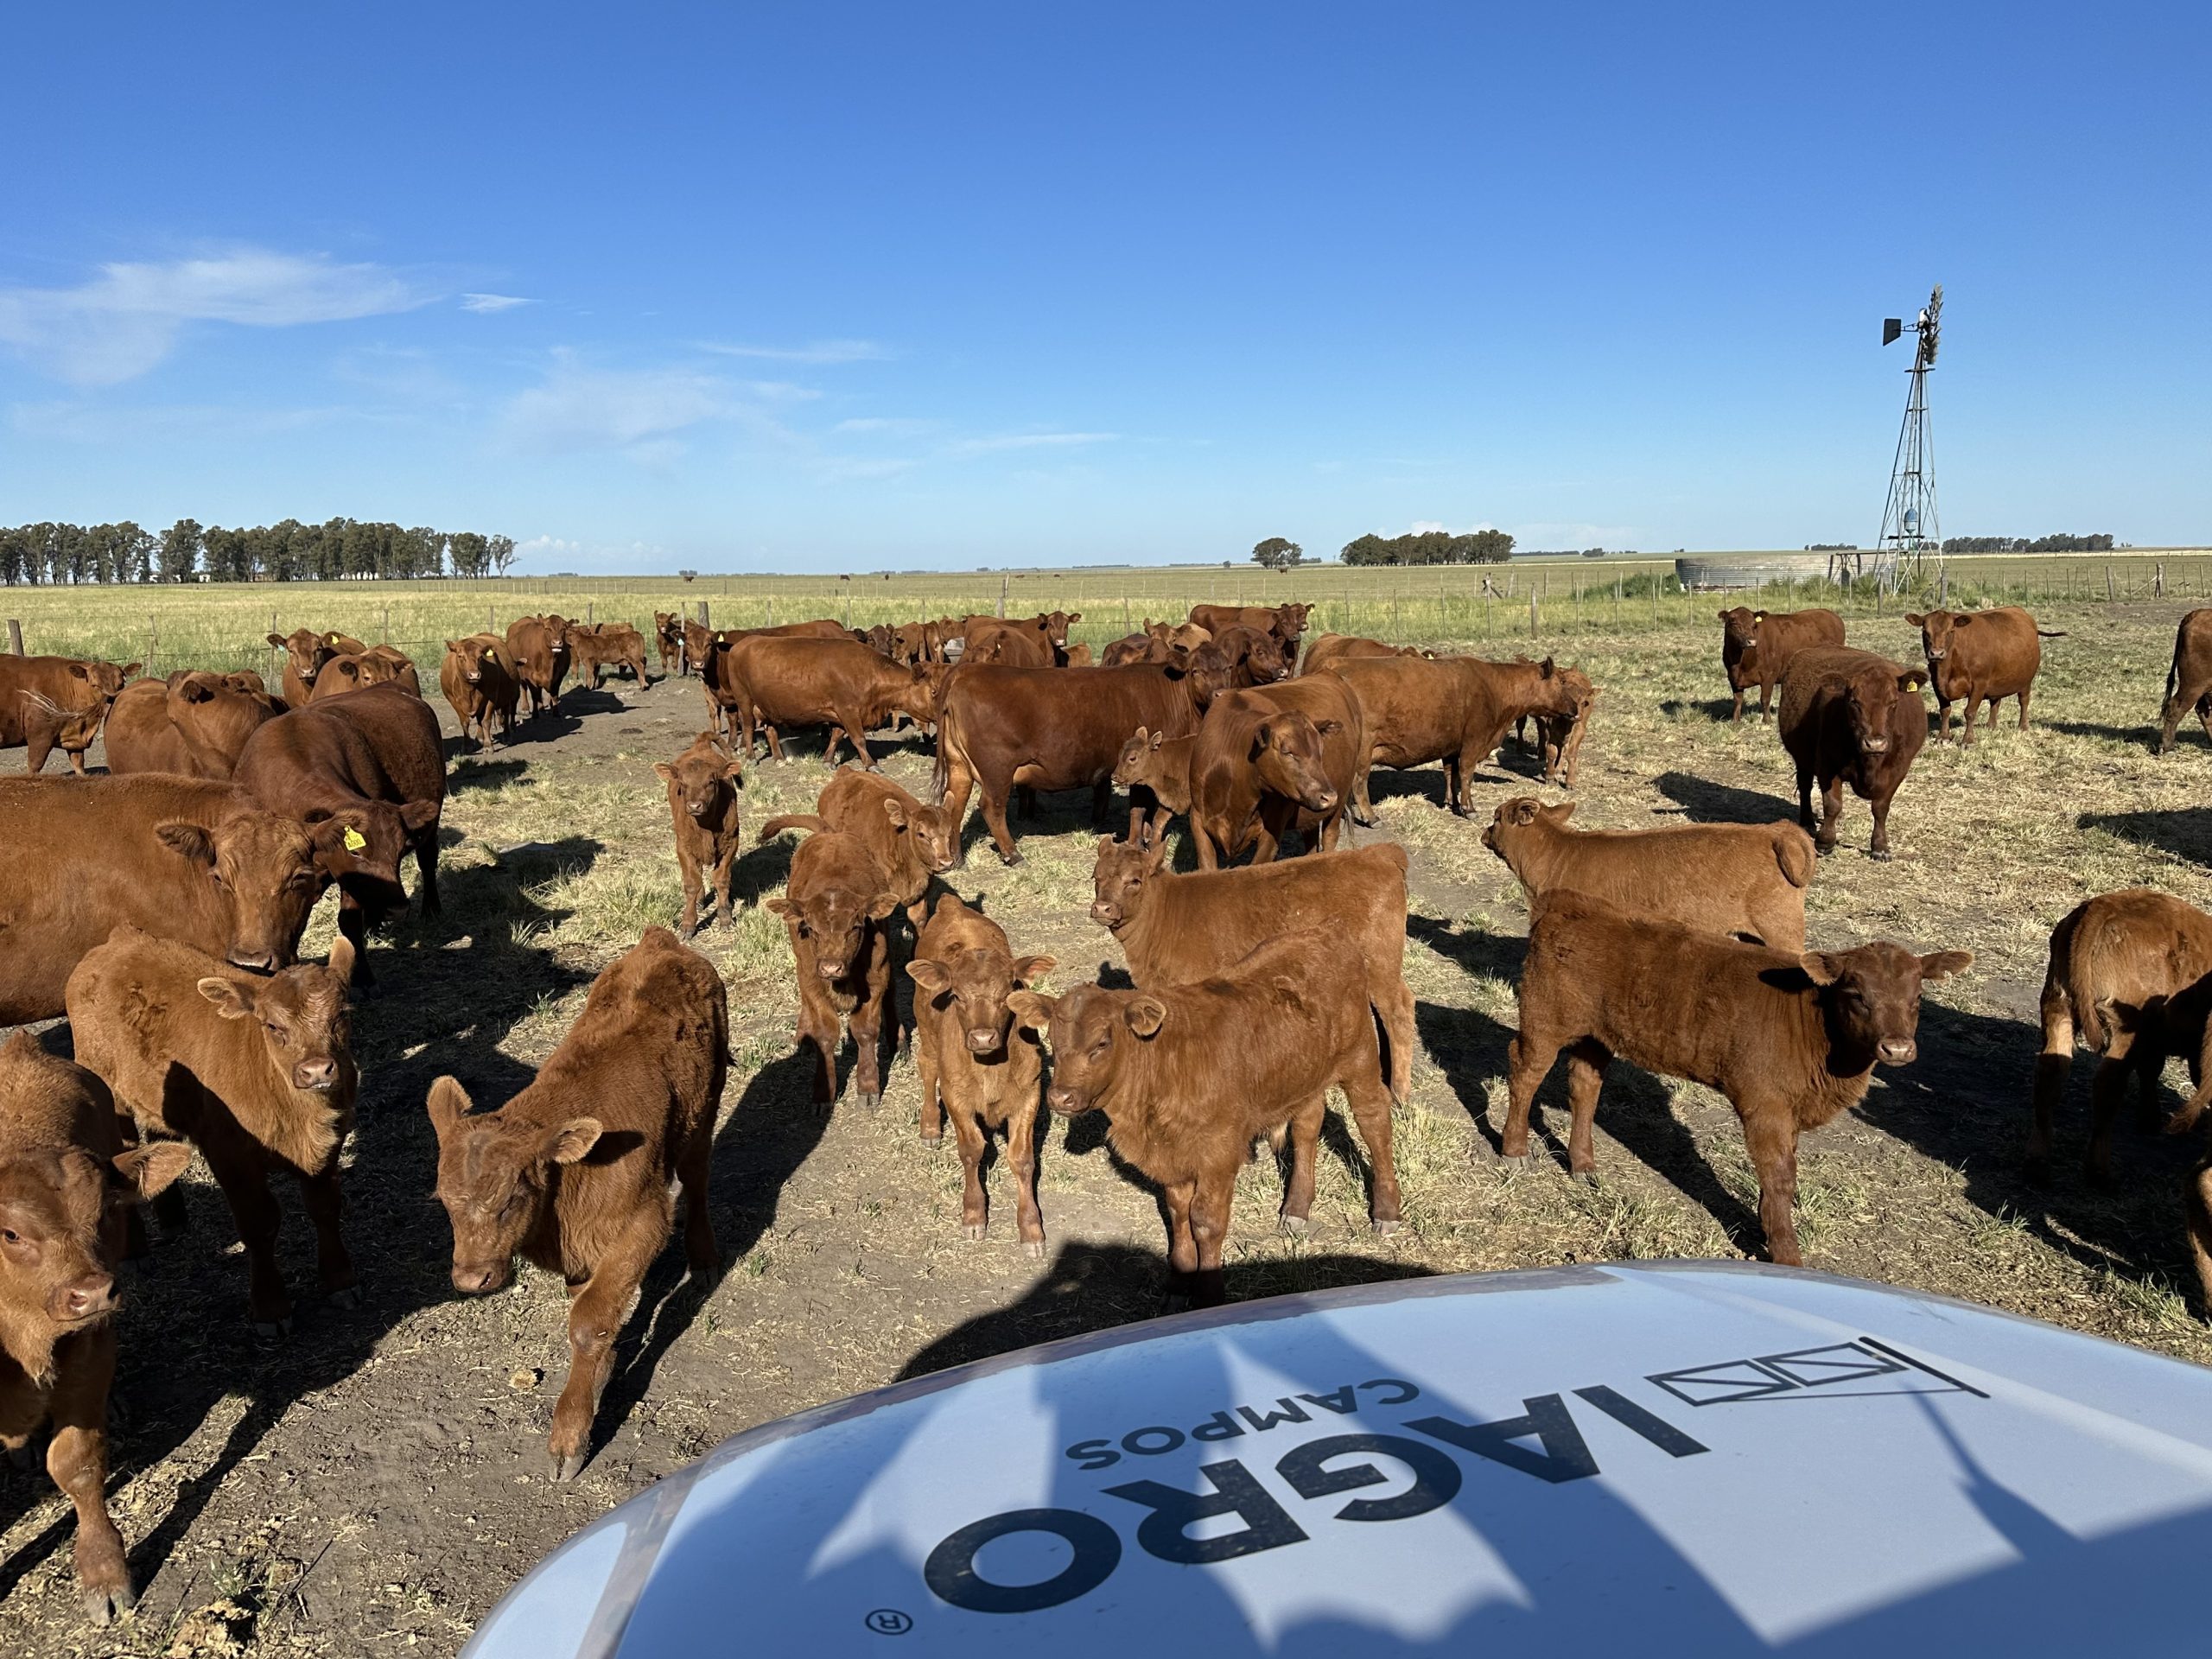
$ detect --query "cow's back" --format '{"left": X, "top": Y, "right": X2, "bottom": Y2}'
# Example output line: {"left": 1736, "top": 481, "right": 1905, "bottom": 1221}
{"left": 1948, "top": 606, "right": 2044, "bottom": 698}
{"left": 1122, "top": 843, "right": 1408, "bottom": 988}
{"left": 945, "top": 664, "right": 1198, "bottom": 785}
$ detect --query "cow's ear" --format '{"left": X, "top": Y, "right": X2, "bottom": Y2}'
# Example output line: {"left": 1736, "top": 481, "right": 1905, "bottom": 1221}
{"left": 1898, "top": 668, "right": 1929, "bottom": 692}
{"left": 156, "top": 822, "right": 215, "bottom": 867}
{"left": 653, "top": 762, "right": 676, "bottom": 784}
{"left": 426, "top": 1079, "right": 471, "bottom": 1139}
{"left": 267, "top": 632, "right": 287, "bottom": 647}
{"left": 544, "top": 1117, "right": 602, "bottom": 1166}
{"left": 1007, "top": 990, "right": 1054, "bottom": 1033}
{"left": 112, "top": 1140, "right": 194, "bottom": 1203}
{"left": 1798, "top": 952, "right": 1844, "bottom": 986}
{"left": 1715, "top": 610, "right": 1729, "bottom": 622}
{"left": 1124, "top": 996, "right": 1168, "bottom": 1038}
{"left": 1904, "top": 613, "right": 1923, "bottom": 627}
{"left": 1541, "top": 800, "right": 1578, "bottom": 825}
{"left": 67, "top": 662, "right": 90, "bottom": 681}
{"left": 1095, "top": 835, "right": 1116, "bottom": 859}
{"left": 723, "top": 757, "right": 745, "bottom": 784}
{"left": 402, "top": 800, "right": 440, "bottom": 833}
{"left": 1143, "top": 833, "right": 1172, "bottom": 872}
{"left": 445, "top": 639, "right": 460, "bottom": 653}
{"left": 120, "top": 663, "right": 142, "bottom": 678}
{"left": 1067, "top": 612, "right": 1081, "bottom": 623}
{"left": 766, "top": 895, "right": 793, "bottom": 917}
{"left": 1920, "top": 949, "right": 1974, "bottom": 982}
{"left": 906, "top": 958, "right": 950, "bottom": 994}
{"left": 1509, "top": 798, "right": 1539, "bottom": 825}
{"left": 326, "top": 935, "right": 357, "bottom": 986}
{"left": 1248, "top": 720, "right": 1274, "bottom": 760}
{"left": 1539, "top": 658, "right": 1555, "bottom": 677}
{"left": 881, "top": 797, "right": 908, "bottom": 830}
{"left": 868, "top": 892, "right": 900, "bottom": 921}
{"left": 197, "top": 976, "right": 257, "bottom": 1019}
{"left": 308, "top": 817, "right": 359, "bottom": 862}
{"left": 1752, "top": 610, "right": 1767, "bottom": 622}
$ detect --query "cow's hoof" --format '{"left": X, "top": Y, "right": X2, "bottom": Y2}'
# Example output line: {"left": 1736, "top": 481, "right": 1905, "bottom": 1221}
{"left": 857, "top": 1090, "right": 881, "bottom": 1110}
{"left": 251, "top": 1315, "right": 293, "bottom": 1340}
{"left": 1279, "top": 1214, "right": 1310, "bottom": 1236}
{"left": 1572, "top": 1168, "right": 1599, "bottom": 1186}
{"left": 919, "top": 1130, "right": 943, "bottom": 1147}
{"left": 998, "top": 851, "right": 1024, "bottom": 867}
{"left": 1022, "top": 1240, "right": 1046, "bottom": 1260}
{"left": 328, "top": 1285, "right": 362, "bottom": 1310}
{"left": 1498, "top": 1152, "right": 1530, "bottom": 1169}
{"left": 1372, "top": 1217, "right": 1404, "bottom": 1237}
{"left": 963, "top": 1223, "right": 986, "bottom": 1242}
{"left": 550, "top": 1449, "right": 586, "bottom": 1484}
{"left": 80, "top": 1583, "right": 135, "bottom": 1626}
{"left": 1868, "top": 849, "right": 1893, "bottom": 862}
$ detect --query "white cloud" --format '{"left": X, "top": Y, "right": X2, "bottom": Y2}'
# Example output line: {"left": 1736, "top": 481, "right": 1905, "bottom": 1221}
{"left": 0, "top": 248, "right": 422, "bottom": 385}
{"left": 696, "top": 338, "right": 888, "bottom": 365}
{"left": 816, "top": 455, "right": 919, "bottom": 483}
{"left": 11, "top": 400, "right": 367, "bottom": 442}
{"left": 460, "top": 292, "right": 532, "bottom": 314}
{"left": 499, "top": 361, "right": 730, "bottom": 455}
{"left": 945, "top": 430, "right": 1118, "bottom": 457}
{"left": 741, "top": 379, "right": 822, "bottom": 403}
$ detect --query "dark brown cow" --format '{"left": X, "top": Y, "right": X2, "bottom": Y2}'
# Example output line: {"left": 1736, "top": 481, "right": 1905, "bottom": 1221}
{"left": 233, "top": 684, "right": 445, "bottom": 981}
{"left": 505, "top": 614, "right": 574, "bottom": 716}
{"left": 1777, "top": 646, "right": 1929, "bottom": 859}
{"left": 569, "top": 621, "right": 652, "bottom": 689}
{"left": 69, "top": 928, "right": 359, "bottom": 1334}
{"left": 1011, "top": 927, "right": 1395, "bottom": 1306}
{"left": 308, "top": 645, "right": 422, "bottom": 701}
{"left": 426, "top": 928, "right": 726, "bottom": 1480}
{"left": 933, "top": 662, "right": 1217, "bottom": 865}
{"left": 1718, "top": 607, "right": 1845, "bottom": 722}
{"left": 767, "top": 831, "right": 900, "bottom": 1108}
{"left": 440, "top": 632, "right": 521, "bottom": 753}
{"left": 1483, "top": 797, "right": 1814, "bottom": 950}
{"left": 1186, "top": 674, "right": 1363, "bottom": 867}
{"left": 714, "top": 635, "right": 937, "bottom": 766}
{"left": 265, "top": 630, "right": 365, "bottom": 707}
{"left": 0, "top": 776, "right": 334, "bottom": 1023}
{"left": 1904, "top": 605, "right": 2061, "bottom": 743}
{"left": 0, "top": 655, "right": 137, "bottom": 775}
{"left": 0, "top": 1032, "right": 190, "bottom": 1624}
{"left": 655, "top": 731, "right": 745, "bottom": 937}
{"left": 2159, "top": 609, "right": 2212, "bottom": 755}
{"left": 1300, "top": 633, "right": 1427, "bottom": 674}
{"left": 2029, "top": 888, "right": 2212, "bottom": 1182}
{"left": 1326, "top": 653, "right": 1584, "bottom": 817}
{"left": 103, "top": 671, "right": 282, "bottom": 779}
{"left": 759, "top": 767, "right": 959, "bottom": 926}
{"left": 1090, "top": 834, "right": 1416, "bottom": 1103}
{"left": 906, "top": 895, "right": 1055, "bottom": 1253}
{"left": 1508, "top": 890, "right": 1970, "bottom": 1266}
{"left": 1207, "top": 624, "right": 1292, "bottom": 687}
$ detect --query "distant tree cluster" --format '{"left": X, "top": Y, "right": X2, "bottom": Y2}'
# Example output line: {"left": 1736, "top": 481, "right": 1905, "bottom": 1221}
{"left": 1249, "top": 537, "right": 1305, "bottom": 570}
{"left": 0, "top": 518, "right": 518, "bottom": 585}
{"left": 1941, "top": 532, "right": 2115, "bottom": 554}
{"left": 1805, "top": 543, "right": 1859, "bottom": 551}
{"left": 1340, "top": 529, "right": 1515, "bottom": 566}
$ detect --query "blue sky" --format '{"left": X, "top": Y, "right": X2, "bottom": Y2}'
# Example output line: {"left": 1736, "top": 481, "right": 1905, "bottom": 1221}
{"left": 1, "top": 3, "right": 2204, "bottom": 571}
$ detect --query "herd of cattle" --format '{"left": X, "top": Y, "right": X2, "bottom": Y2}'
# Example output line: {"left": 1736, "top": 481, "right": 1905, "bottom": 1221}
{"left": 3, "top": 594, "right": 2212, "bottom": 1622}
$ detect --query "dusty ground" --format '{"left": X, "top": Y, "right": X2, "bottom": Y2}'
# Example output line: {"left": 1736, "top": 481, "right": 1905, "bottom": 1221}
{"left": 6, "top": 604, "right": 2212, "bottom": 1656}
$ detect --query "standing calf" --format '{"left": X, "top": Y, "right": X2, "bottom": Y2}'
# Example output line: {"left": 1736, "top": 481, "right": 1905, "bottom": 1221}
{"left": 2159, "top": 608, "right": 2212, "bottom": 755}
{"left": 767, "top": 832, "right": 902, "bottom": 1108}
{"left": 1507, "top": 892, "right": 1969, "bottom": 1266}
{"left": 1717, "top": 607, "right": 1845, "bottom": 722}
{"left": 67, "top": 928, "right": 360, "bottom": 1335}
{"left": 656, "top": 731, "right": 745, "bottom": 937}
{"left": 427, "top": 928, "right": 727, "bottom": 1480}
{"left": 759, "top": 767, "right": 960, "bottom": 926}
{"left": 441, "top": 632, "right": 520, "bottom": 753}
{"left": 1777, "top": 646, "right": 1929, "bottom": 859}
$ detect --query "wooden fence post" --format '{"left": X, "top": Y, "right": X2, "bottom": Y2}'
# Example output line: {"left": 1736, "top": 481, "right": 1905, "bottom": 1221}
{"left": 997, "top": 575, "right": 1007, "bottom": 620}
{"left": 2106, "top": 565, "right": 2115, "bottom": 603}
{"left": 587, "top": 601, "right": 595, "bottom": 625}
{"left": 2157, "top": 562, "right": 2165, "bottom": 597}
{"left": 382, "top": 603, "right": 391, "bottom": 644}
{"left": 1529, "top": 591, "right": 1539, "bottom": 639}
{"left": 147, "top": 616, "right": 159, "bottom": 674}
{"left": 5, "top": 619, "right": 22, "bottom": 655}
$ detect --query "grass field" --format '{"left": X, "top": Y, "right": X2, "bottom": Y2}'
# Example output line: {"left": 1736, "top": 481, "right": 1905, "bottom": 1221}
{"left": 5, "top": 589, "right": 2212, "bottom": 1654}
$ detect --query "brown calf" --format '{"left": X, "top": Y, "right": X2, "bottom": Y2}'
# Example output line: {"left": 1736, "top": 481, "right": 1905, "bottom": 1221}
{"left": 1112, "top": 724, "right": 1199, "bottom": 844}
{"left": 906, "top": 896, "right": 1054, "bottom": 1253}
{"left": 505, "top": 614, "right": 574, "bottom": 716}
{"left": 308, "top": 646, "right": 422, "bottom": 702}
{"left": 1187, "top": 674, "right": 1362, "bottom": 867}
{"left": 1718, "top": 607, "right": 1845, "bottom": 722}
{"left": 1507, "top": 891, "right": 1969, "bottom": 1265}
{"left": 441, "top": 632, "right": 521, "bottom": 753}
{"left": 1011, "top": 928, "right": 1396, "bottom": 1306}
{"left": 962, "top": 612, "right": 1080, "bottom": 668}
{"left": 68, "top": 929, "right": 359, "bottom": 1335}
{"left": 103, "top": 671, "right": 281, "bottom": 779}
{"left": 426, "top": 928, "right": 726, "bottom": 1479}
{"left": 1483, "top": 797, "right": 1813, "bottom": 950}
{"left": 265, "top": 630, "right": 365, "bottom": 707}
{"left": 0, "top": 1033, "right": 189, "bottom": 1624}
{"left": 570, "top": 620, "right": 652, "bottom": 689}
{"left": 1208, "top": 624, "right": 1292, "bottom": 685}
{"left": 2159, "top": 609, "right": 2212, "bottom": 754}
{"left": 1512, "top": 664, "right": 1598, "bottom": 788}
{"left": 767, "top": 832, "right": 902, "bottom": 1107}
{"left": 1326, "top": 653, "right": 1585, "bottom": 817}
{"left": 655, "top": 732, "right": 746, "bottom": 937}
{"left": 1777, "top": 646, "right": 1929, "bottom": 859}
{"left": 759, "top": 767, "right": 959, "bottom": 926}
{"left": 0, "top": 655, "right": 137, "bottom": 775}
{"left": 1188, "top": 601, "right": 1313, "bottom": 651}
{"left": 0, "top": 775, "right": 331, "bottom": 1025}
{"left": 654, "top": 612, "right": 684, "bottom": 674}
{"left": 1904, "top": 605, "right": 2062, "bottom": 744}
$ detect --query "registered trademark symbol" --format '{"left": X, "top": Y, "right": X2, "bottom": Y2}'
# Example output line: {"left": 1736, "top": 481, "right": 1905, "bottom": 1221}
{"left": 865, "top": 1608, "right": 913, "bottom": 1636}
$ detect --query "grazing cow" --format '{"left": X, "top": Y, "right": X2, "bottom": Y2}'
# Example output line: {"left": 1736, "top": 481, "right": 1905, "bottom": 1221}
{"left": 441, "top": 632, "right": 521, "bottom": 753}
{"left": 0, "top": 1032, "right": 190, "bottom": 1625}
{"left": 0, "top": 655, "right": 137, "bottom": 775}
{"left": 654, "top": 612, "right": 684, "bottom": 674}
{"left": 1300, "top": 633, "right": 1426, "bottom": 674}
{"left": 103, "top": 671, "right": 282, "bottom": 779}
{"left": 1717, "top": 607, "right": 1846, "bottom": 722}
{"left": 1483, "top": 797, "right": 1813, "bottom": 950}
{"left": 308, "top": 645, "right": 422, "bottom": 702}
{"left": 933, "top": 662, "right": 1217, "bottom": 865}
{"left": 1090, "top": 833, "right": 1416, "bottom": 1105}
{"left": 1186, "top": 674, "right": 1363, "bottom": 867}
{"left": 1011, "top": 928, "right": 1396, "bottom": 1306}
{"left": 1507, "top": 890, "right": 1970, "bottom": 1266}
{"left": 655, "top": 731, "right": 746, "bottom": 938}
{"left": 67, "top": 929, "right": 359, "bottom": 1335}
{"left": 426, "top": 929, "right": 727, "bottom": 1480}
{"left": 1512, "top": 667, "right": 1599, "bottom": 788}
{"left": 767, "top": 832, "right": 901, "bottom": 1108}
{"left": 505, "top": 614, "right": 575, "bottom": 716}
{"left": 1777, "top": 646, "right": 1929, "bottom": 859}
{"left": 1904, "top": 605, "right": 2063, "bottom": 743}
{"left": 1326, "top": 653, "right": 1585, "bottom": 817}
{"left": 1188, "top": 601, "right": 1313, "bottom": 652}
{"left": 906, "top": 895, "right": 1055, "bottom": 1253}
{"left": 233, "top": 684, "right": 445, "bottom": 980}
{"left": 2029, "top": 888, "right": 2212, "bottom": 1182}
{"left": 712, "top": 635, "right": 937, "bottom": 766}
{"left": 265, "top": 630, "right": 365, "bottom": 708}
{"left": 2159, "top": 609, "right": 2212, "bottom": 754}
{"left": 759, "top": 767, "right": 959, "bottom": 926}
{"left": 0, "top": 776, "right": 331, "bottom": 1025}
{"left": 569, "top": 621, "right": 652, "bottom": 689}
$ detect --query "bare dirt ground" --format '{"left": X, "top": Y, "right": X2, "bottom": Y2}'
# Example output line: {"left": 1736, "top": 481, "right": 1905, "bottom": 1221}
{"left": 7, "top": 605, "right": 2212, "bottom": 1656}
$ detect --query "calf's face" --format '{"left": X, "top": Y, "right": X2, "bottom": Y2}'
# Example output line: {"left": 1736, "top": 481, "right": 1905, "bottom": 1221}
{"left": 0, "top": 1143, "right": 189, "bottom": 1332}
{"left": 425, "top": 1079, "right": 601, "bottom": 1293}
{"left": 884, "top": 794, "right": 960, "bottom": 874}
{"left": 768, "top": 882, "right": 897, "bottom": 980}
{"left": 1719, "top": 607, "right": 1762, "bottom": 652}
{"left": 157, "top": 809, "right": 328, "bottom": 973}
{"left": 656, "top": 736, "right": 743, "bottom": 821}
{"left": 1251, "top": 713, "right": 1340, "bottom": 813}
{"left": 268, "top": 630, "right": 331, "bottom": 687}
{"left": 1840, "top": 664, "right": 1929, "bottom": 755}
{"left": 1482, "top": 796, "right": 1574, "bottom": 858}
{"left": 1113, "top": 726, "right": 1170, "bottom": 791}
{"left": 1012, "top": 984, "right": 1165, "bottom": 1114}
{"left": 1800, "top": 943, "right": 1973, "bottom": 1066}
{"left": 909, "top": 947, "right": 1055, "bottom": 1055}
{"left": 196, "top": 939, "right": 357, "bottom": 1092}
{"left": 1090, "top": 832, "right": 1171, "bottom": 931}
{"left": 306, "top": 800, "right": 437, "bottom": 896}
{"left": 445, "top": 637, "right": 495, "bottom": 684}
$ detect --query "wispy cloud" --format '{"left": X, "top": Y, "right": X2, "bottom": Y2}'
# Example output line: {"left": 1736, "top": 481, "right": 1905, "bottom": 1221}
{"left": 834, "top": 416, "right": 934, "bottom": 435}
{"left": 815, "top": 455, "right": 919, "bottom": 483}
{"left": 0, "top": 247, "right": 423, "bottom": 385}
{"left": 696, "top": 338, "right": 889, "bottom": 365}
{"left": 460, "top": 292, "right": 532, "bottom": 314}
{"left": 742, "top": 379, "right": 822, "bottom": 403}
{"left": 11, "top": 399, "right": 372, "bottom": 443}
{"left": 945, "top": 430, "right": 1118, "bottom": 457}
{"left": 499, "top": 359, "right": 730, "bottom": 456}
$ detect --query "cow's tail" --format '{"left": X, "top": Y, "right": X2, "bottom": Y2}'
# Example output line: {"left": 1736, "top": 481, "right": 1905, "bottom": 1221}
{"left": 2063, "top": 913, "right": 2110, "bottom": 1053}
{"left": 756, "top": 814, "right": 825, "bottom": 846}
{"left": 2169, "top": 644, "right": 2183, "bottom": 711}
{"left": 931, "top": 693, "right": 968, "bottom": 805}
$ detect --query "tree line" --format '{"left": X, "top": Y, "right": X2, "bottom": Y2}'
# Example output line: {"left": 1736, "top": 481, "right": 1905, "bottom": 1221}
{"left": 1941, "top": 532, "right": 2115, "bottom": 554}
{"left": 0, "top": 519, "right": 518, "bottom": 585}
{"left": 1339, "top": 529, "right": 1514, "bottom": 566}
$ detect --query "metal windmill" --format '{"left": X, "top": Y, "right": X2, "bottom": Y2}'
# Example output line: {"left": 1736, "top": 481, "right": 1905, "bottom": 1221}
{"left": 1870, "top": 284, "right": 1942, "bottom": 588}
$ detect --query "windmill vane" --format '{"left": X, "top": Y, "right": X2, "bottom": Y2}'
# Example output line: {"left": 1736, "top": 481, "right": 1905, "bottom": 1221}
{"left": 1852, "top": 283, "right": 1944, "bottom": 592}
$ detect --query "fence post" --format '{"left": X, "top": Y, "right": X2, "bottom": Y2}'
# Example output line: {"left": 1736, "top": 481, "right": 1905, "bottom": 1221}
{"left": 1485, "top": 593, "right": 1493, "bottom": 640}
{"left": 270, "top": 608, "right": 279, "bottom": 682}
{"left": 587, "top": 601, "right": 595, "bottom": 625}
{"left": 2106, "top": 565, "right": 2115, "bottom": 603}
{"left": 1529, "top": 591, "right": 1539, "bottom": 639}
{"left": 147, "top": 616, "right": 159, "bottom": 674}
{"left": 382, "top": 603, "right": 391, "bottom": 644}
{"left": 2158, "top": 562, "right": 2165, "bottom": 598}
{"left": 5, "top": 619, "right": 21, "bottom": 655}
{"left": 766, "top": 594, "right": 774, "bottom": 626}
{"left": 1123, "top": 594, "right": 1131, "bottom": 633}
{"left": 997, "top": 575, "right": 1007, "bottom": 620}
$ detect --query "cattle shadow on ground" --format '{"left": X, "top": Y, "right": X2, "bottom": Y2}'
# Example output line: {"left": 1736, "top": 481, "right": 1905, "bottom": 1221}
{"left": 2078, "top": 809, "right": 2212, "bottom": 868}
{"left": 2048, "top": 718, "right": 2162, "bottom": 750}
{"left": 738, "top": 832, "right": 797, "bottom": 905}
{"left": 951, "top": 782, "right": 1122, "bottom": 867}
{"left": 1653, "top": 769, "right": 1796, "bottom": 824}
{"left": 447, "top": 757, "right": 529, "bottom": 793}
{"left": 709, "top": 1050, "right": 833, "bottom": 1266}
{"left": 1658, "top": 695, "right": 1747, "bottom": 725}
{"left": 1368, "top": 766, "right": 1450, "bottom": 811}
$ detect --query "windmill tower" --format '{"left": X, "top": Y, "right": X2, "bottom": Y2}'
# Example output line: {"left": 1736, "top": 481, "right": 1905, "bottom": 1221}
{"left": 1870, "top": 284, "right": 1942, "bottom": 589}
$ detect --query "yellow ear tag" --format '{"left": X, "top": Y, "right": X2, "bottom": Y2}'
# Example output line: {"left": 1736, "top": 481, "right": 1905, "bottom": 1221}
{"left": 343, "top": 827, "right": 367, "bottom": 852}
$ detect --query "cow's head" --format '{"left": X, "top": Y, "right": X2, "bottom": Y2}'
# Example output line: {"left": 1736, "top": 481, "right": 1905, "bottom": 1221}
{"left": 655, "top": 731, "right": 744, "bottom": 822}
{"left": 427, "top": 1077, "right": 599, "bottom": 1294}
{"left": 1835, "top": 658, "right": 1929, "bottom": 756}
{"left": 881, "top": 790, "right": 960, "bottom": 875}
{"left": 1482, "top": 796, "right": 1575, "bottom": 859}
{"left": 1012, "top": 982, "right": 1160, "bottom": 1116}
{"left": 444, "top": 635, "right": 500, "bottom": 685}
{"left": 156, "top": 805, "right": 328, "bottom": 973}
{"left": 1090, "top": 830, "right": 1173, "bottom": 931}
{"left": 767, "top": 854, "right": 899, "bottom": 981}
{"left": 1903, "top": 610, "right": 1964, "bottom": 663}
{"left": 1273, "top": 601, "right": 1313, "bottom": 644}
{"left": 1112, "top": 725, "right": 1173, "bottom": 794}
{"left": 302, "top": 800, "right": 436, "bottom": 900}
{"left": 0, "top": 1143, "right": 190, "bottom": 1341}
{"left": 311, "top": 654, "right": 378, "bottom": 699}
{"left": 63, "top": 658, "right": 138, "bottom": 706}
{"left": 197, "top": 938, "right": 358, "bottom": 1096}
{"left": 1041, "top": 611, "right": 1081, "bottom": 649}
{"left": 1249, "top": 710, "right": 1340, "bottom": 814}
{"left": 908, "top": 917, "right": 1053, "bottom": 1058}
{"left": 1718, "top": 607, "right": 1764, "bottom": 652}
{"left": 1797, "top": 942, "right": 1972, "bottom": 1067}
{"left": 268, "top": 628, "right": 334, "bottom": 686}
